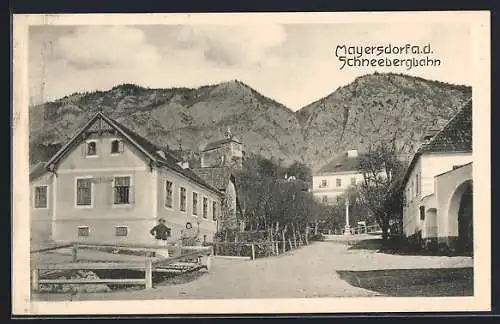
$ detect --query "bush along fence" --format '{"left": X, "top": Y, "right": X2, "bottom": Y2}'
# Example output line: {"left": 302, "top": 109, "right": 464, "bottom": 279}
{"left": 206, "top": 233, "right": 318, "bottom": 260}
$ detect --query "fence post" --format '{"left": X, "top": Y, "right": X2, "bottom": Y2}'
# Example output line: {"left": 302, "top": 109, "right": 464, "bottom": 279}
{"left": 31, "top": 268, "right": 39, "bottom": 292}
{"left": 72, "top": 242, "right": 78, "bottom": 262}
{"left": 145, "top": 258, "right": 153, "bottom": 290}
{"left": 251, "top": 244, "right": 255, "bottom": 260}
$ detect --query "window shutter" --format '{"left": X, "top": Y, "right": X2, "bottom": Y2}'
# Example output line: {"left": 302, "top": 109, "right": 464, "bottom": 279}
{"left": 129, "top": 185, "right": 135, "bottom": 204}
{"left": 119, "top": 141, "right": 125, "bottom": 153}
{"left": 111, "top": 178, "right": 116, "bottom": 205}
{"left": 81, "top": 143, "right": 86, "bottom": 156}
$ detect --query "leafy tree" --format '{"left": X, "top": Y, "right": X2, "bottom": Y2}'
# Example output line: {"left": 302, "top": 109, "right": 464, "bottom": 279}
{"left": 232, "top": 153, "right": 321, "bottom": 245}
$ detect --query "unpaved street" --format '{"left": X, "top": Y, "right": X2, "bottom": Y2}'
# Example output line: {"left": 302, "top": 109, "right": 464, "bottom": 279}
{"left": 33, "top": 237, "right": 473, "bottom": 301}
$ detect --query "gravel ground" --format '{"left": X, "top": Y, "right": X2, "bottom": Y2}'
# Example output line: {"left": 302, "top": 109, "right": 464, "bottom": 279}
{"left": 32, "top": 237, "right": 473, "bottom": 301}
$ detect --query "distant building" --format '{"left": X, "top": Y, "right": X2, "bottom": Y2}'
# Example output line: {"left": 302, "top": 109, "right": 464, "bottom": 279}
{"left": 190, "top": 167, "right": 237, "bottom": 229}
{"left": 312, "top": 149, "right": 364, "bottom": 205}
{"left": 200, "top": 128, "right": 244, "bottom": 169}
{"left": 402, "top": 99, "right": 472, "bottom": 252}
{"left": 29, "top": 112, "right": 222, "bottom": 246}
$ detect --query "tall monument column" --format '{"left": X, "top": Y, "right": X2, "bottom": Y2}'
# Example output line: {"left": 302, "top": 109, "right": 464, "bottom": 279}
{"left": 344, "top": 197, "right": 351, "bottom": 235}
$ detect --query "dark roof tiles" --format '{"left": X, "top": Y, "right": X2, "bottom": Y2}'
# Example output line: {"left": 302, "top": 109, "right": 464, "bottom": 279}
{"left": 418, "top": 99, "right": 472, "bottom": 154}
{"left": 191, "top": 167, "right": 233, "bottom": 190}
{"left": 203, "top": 137, "right": 241, "bottom": 152}
{"left": 316, "top": 153, "right": 362, "bottom": 174}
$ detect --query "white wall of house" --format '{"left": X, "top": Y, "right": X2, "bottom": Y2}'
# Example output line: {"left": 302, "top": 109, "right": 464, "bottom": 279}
{"left": 30, "top": 172, "right": 54, "bottom": 243}
{"left": 311, "top": 171, "right": 364, "bottom": 205}
{"left": 403, "top": 152, "right": 472, "bottom": 238}
{"left": 156, "top": 167, "right": 220, "bottom": 243}
{"left": 420, "top": 152, "right": 472, "bottom": 198}
{"left": 434, "top": 163, "right": 472, "bottom": 239}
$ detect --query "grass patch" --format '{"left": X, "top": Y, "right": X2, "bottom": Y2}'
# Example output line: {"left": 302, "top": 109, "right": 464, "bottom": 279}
{"left": 337, "top": 267, "right": 473, "bottom": 297}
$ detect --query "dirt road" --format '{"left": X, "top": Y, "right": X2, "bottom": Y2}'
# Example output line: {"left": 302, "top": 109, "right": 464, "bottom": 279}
{"left": 32, "top": 238, "right": 473, "bottom": 301}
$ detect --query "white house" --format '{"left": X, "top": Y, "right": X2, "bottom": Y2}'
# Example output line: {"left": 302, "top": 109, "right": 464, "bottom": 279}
{"left": 402, "top": 99, "right": 473, "bottom": 253}
{"left": 312, "top": 149, "right": 364, "bottom": 205}
{"left": 29, "top": 112, "right": 223, "bottom": 246}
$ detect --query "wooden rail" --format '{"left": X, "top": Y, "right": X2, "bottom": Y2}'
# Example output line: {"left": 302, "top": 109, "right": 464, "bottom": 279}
{"left": 31, "top": 242, "right": 213, "bottom": 293}
{"left": 30, "top": 243, "right": 74, "bottom": 254}
{"left": 210, "top": 239, "right": 308, "bottom": 259}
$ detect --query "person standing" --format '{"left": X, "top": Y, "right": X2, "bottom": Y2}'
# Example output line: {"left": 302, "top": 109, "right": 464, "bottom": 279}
{"left": 150, "top": 218, "right": 171, "bottom": 258}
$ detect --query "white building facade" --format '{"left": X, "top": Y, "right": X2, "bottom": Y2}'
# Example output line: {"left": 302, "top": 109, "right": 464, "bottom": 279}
{"left": 402, "top": 99, "right": 473, "bottom": 252}
{"left": 312, "top": 149, "right": 363, "bottom": 205}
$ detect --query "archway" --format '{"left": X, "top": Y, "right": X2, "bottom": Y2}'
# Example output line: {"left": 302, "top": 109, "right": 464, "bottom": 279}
{"left": 448, "top": 180, "right": 473, "bottom": 253}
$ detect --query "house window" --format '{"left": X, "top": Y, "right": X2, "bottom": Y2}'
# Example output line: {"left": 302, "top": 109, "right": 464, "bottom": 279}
{"left": 336, "top": 178, "right": 342, "bottom": 187}
{"left": 203, "top": 197, "right": 208, "bottom": 219}
{"left": 115, "top": 226, "right": 128, "bottom": 237}
{"left": 77, "top": 226, "right": 90, "bottom": 237}
{"left": 180, "top": 187, "right": 187, "bottom": 212}
{"left": 86, "top": 141, "right": 97, "bottom": 156}
{"left": 192, "top": 192, "right": 198, "bottom": 216}
{"left": 113, "top": 176, "right": 132, "bottom": 204}
{"left": 320, "top": 180, "right": 328, "bottom": 188}
{"left": 76, "top": 178, "right": 92, "bottom": 206}
{"left": 322, "top": 195, "right": 328, "bottom": 203}
{"left": 111, "top": 139, "right": 124, "bottom": 154}
{"left": 165, "top": 180, "right": 173, "bottom": 208}
{"left": 419, "top": 206, "right": 425, "bottom": 221}
{"left": 34, "top": 185, "right": 48, "bottom": 209}
{"left": 350, "top": 177, "right": 356, "bottom": 186}
{"left": 212, "top": 201, "right": 217, "bottom": 221}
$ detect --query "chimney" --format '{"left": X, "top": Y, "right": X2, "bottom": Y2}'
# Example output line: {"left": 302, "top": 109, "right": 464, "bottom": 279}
{"left": 347, "top": 149, "right": 358, "bottom": 158}
{"left": 177, "top": 161, "right": 190, "bottom": 169}
{"left": 156, "top": 150, "right": 166, "bottom": 159}
{"left": 422, "top": 129, "right": 439, "bottom": 143}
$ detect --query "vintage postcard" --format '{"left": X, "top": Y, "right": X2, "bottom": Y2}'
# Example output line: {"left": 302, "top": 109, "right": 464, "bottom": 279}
{"left": 12, "top": 11, "right": 491, "bottom": 315}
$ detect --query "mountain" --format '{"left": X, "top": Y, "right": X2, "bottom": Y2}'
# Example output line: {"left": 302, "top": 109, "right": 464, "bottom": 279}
{"left": 297, "top": 73, "right": 472, "bottom": 170}
{"left": 29, "top": 80, "right": 304, "bottom": 167}
{"left": 29, "top": 73, "right": 472, "bottom": 171}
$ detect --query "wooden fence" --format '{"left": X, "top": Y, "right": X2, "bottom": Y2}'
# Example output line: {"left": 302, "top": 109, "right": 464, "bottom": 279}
{"left": 210, "top": 237, "right": 310, "bottom": 260}
{"left": 30, "top": 242, "right": 213, "bottom": 292}
{"left": 323, "top": 224, "right": 382, "bottom": 236}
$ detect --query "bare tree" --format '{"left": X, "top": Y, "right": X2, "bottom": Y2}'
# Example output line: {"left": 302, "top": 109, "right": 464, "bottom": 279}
{"left": 352, "top": 142, "right": 406, "bottom": 239}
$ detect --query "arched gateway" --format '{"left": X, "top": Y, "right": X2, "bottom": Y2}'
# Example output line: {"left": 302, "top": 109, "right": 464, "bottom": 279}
{"left": 448, "top": 180, "right": 473, "bottom": 253}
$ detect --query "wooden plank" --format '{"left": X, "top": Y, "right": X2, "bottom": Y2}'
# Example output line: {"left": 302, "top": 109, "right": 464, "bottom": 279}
{"left": 30, "top": 244, "right": 74, "bottom": 254}
{"left": 36, "top": 262, "right": 146, "bottom": 270}
{"left": 72, "top": 243, "right": 78, "bottom": 262}
{"left": 152, "top": 250, "right": 211, "bottom": 267}
{"left": 39, "top": 278, "right": 145, "bottom": 285}
{"left": 31, "top": 269, "right": 39, "bottom": 292}
{"left": 144, "top": 259, "right": 152, "bottom": 290}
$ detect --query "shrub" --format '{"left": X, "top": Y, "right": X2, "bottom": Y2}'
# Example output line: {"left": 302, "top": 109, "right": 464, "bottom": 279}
{"left": 309, "top": 233, "right": 325, "bottom": 241}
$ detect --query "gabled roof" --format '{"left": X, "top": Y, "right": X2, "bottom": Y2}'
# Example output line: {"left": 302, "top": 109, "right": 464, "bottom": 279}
{"left": 29, "top": 161, "right": 48, "bottom": 182}
{"left": 315, "top": 152, "right": 363, "bottom": 174}
{"left": 418, "top": 98, "right": 472, "bottom": 154}
{"left": 402, "top": 98, "right": 472, "bottom": 186}
{"left": 191, "top": 167, "right": 234, "bottom": 191}
{"left": 202, "top": 137, "right": 241, "bottom": 152}
{"left": 42, "top": 112, "right": 221, "bottom": 195}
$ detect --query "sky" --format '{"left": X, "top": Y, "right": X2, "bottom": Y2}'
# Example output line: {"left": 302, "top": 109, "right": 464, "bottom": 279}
{"left": 28, "top": 22, "right": 473, "bottom": 111}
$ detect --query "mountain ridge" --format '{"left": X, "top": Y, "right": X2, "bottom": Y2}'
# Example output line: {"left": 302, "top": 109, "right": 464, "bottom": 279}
{"left": 29, "top": 72, "right": 472, "bottom": 171}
